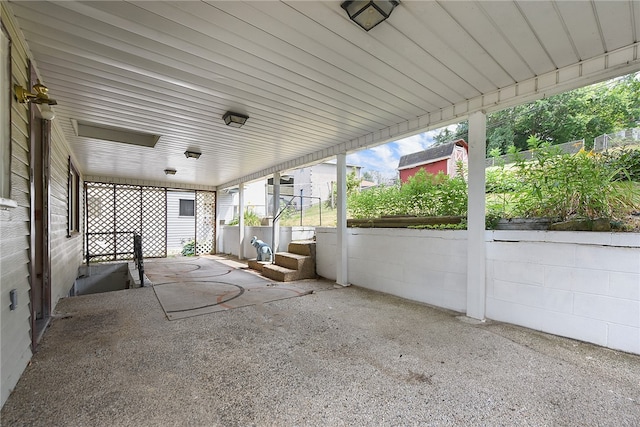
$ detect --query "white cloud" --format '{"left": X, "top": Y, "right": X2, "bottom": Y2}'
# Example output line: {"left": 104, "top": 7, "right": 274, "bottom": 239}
{"left": 345, "top": 124, "right": 463, "bottom": 178}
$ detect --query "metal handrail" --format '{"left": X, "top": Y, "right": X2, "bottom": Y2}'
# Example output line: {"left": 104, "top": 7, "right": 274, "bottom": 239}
{"left": 86, "top": 230, "right": 138, "bottom": 265}
{"left": 133, "top": 233, "right": 144, "bottom": 286}
{"left": 270, "top": 195, "right": 322, "bottom": 262}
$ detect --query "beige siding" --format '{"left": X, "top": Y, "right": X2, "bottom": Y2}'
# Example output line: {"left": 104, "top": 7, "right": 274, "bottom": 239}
{"left": 1, "top": 3, "right": 33, "bottom": 406}
{"left": 1, "top": 3, "right": 84, "bottom": 407}
{"left": 49, "top": 124, "right": 83, "bottom": 304}
{"left": 49, "top": 123, "right": 83, "bottom": 302}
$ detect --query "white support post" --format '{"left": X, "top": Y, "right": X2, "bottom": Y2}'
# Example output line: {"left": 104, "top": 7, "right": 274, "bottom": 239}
{"left": 272, "top": 171, "right": 280, "bottom": 254}
{"left": 466, "top": 111, "right": 487, "bottom": 319}
{"left": 215, "top": 190, "right": 221, "bottom": 254}
{"left": 336, "top": 153, "right": 349, "bottom": 286}
{"left": 238, "top": 183, "right": 245, "bottom": 260}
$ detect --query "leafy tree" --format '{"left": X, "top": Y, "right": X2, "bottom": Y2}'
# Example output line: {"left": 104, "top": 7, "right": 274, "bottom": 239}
{"left": 330, "top": 170, "right": 362, "bottom": 208}
{"left": 433, "top": 127, "right": 455, "bottom": 146}
{"left": 446, "top": 72, "right": 639, "bottom": 155}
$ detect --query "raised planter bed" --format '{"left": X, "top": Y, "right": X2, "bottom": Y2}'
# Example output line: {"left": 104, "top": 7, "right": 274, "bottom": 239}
{"left": 347, "top": 215, "right": 464, "bottom": 228}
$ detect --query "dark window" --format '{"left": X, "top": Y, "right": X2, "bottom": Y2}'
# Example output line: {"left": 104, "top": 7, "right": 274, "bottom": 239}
{"left": 1, "top": 22, "right": 12, "bottom": 201}
{"left": 179, "top": 199, "right": 194, "bottom": 216}
{"left": 68, "top": 157, "right": 80, "bottom": 235}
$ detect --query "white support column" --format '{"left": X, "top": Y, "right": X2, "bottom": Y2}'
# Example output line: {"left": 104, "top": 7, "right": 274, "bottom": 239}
{"left": 272, "top": 171, "right": 280, "bottom": 254}
{"left": 336, "top": 153, "right": 349, "bottom": 286}
{"left": 466, "top": 111, "right": 487, "bottom": 319}
{"left": 215, "top": 190, "right": 221, "bottom": 254}
{"left": 238, "top": 183, "right": 245, "bottom": 260}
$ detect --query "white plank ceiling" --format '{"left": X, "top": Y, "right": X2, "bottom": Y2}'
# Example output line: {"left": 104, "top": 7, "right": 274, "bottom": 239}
{"left": 7, "top": 1, "right": 640, "bottom": 189}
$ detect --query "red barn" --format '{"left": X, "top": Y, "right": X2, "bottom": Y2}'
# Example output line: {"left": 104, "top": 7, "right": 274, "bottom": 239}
{"left": 397, "top": 139, "right": 469, "bottom": 183}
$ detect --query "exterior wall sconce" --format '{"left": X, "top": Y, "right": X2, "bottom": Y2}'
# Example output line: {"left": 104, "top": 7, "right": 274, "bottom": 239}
{"left": 222, "top": 111, "right": 249, "bottom": 128}
{"left": 14, "top": 80, "right": 58, "bottom": 105}
{"left": 341, "top": 0, "right": 399, "bottom": 31}
{"left": 164, "top": 168, "right": 177, "bottom": 175}
{"left": 40, "top": 104, "right": 55, "bottom": 121}
{"left": 184, "top": 150, "right": 201, "bottom": 159}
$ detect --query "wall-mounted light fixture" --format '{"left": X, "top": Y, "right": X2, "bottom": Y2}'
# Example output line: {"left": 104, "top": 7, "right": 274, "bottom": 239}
{"left": 164, "top": 168, "right": 177, "bottom": 175}
{"left": 14, "top": 80, "right": 58, "bottom": 105}
{"left": 341, "top": 0, "right": 399, "bottom": 31}
{"left": 222, "top": 111, "right": 249, "bottom": 128}
{"left": 40, "top": 104, "right": 55, "bottom": 121}
{"left": 184, "top": 150, "right": 201, "bottom": 159}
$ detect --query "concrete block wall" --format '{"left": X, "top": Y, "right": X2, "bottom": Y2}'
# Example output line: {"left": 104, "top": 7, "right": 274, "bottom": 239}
{"left": 316, "top": 228, "right": 639, "bottom": 355}
{"left": 315, "top": 227, "right": 468, "bottom": 312}
{"left": 315, "top": 228, "right": 338, "bottom": 280}
{"left": 486, "top": 231, "right": 639, "bottom": 354}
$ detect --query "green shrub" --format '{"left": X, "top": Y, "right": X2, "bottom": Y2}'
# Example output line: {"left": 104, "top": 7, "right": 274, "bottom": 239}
{"left": 228, "top": 209, "right": 262, "bottom": 226}
{"left": 348, "top": 169, "right": 467, "bottom": 219}
{"left": 485, "top": 167, "right": 520, "bottom": 193}
{"left": 603, "top": 147, "right": 640, "bottom": 182}
{"left": 181, "top": 239, "right": 195, "bottom": 256}
{"left": 510, "top": 147, "right": 638, "bottom": 221}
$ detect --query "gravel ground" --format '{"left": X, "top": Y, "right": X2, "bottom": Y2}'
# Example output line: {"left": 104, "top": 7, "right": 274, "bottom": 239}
{"left": 1, "top": 283, "right": 639, "bottom": 426}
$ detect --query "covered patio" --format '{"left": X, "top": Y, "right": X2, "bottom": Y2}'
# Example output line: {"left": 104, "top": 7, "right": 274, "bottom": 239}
{"left": 1, "top": 0, "right": 640, "bottom": 416}
{"left": 2, "top": 271, "right": 639, "bottom": 426}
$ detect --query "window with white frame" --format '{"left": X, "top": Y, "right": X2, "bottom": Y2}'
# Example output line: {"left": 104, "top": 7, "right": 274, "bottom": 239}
{"left": 1, "top": 22, "right": 12, "bottom": 204}
{"left": 68, "top": 157, "right": 80, "bottom": 235}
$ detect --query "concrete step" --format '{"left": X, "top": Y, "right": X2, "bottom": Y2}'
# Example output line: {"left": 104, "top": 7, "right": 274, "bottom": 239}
{"left": 275, "top": 252, "right": 308, "bottom": 270}
{"left": 287, "top": 240, "right": 316, "bottom": 257}
{"left": 261, "top": 264, "right": 300, "bottom": 282}
{"left": 274, "top": 252, "right": 315, "bottom": 279}
{"left": 247, "top": 259, "right": 269, "bottom": 272}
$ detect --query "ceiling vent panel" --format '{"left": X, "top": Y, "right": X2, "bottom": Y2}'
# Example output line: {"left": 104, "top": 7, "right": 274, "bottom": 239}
{"left": 71, "top": 119, "right": 160, "bottom": 148}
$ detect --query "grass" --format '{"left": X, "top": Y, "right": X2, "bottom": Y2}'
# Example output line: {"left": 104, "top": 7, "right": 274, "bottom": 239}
{"left": 279, "top": 203, "right": 337, "bottom": 227}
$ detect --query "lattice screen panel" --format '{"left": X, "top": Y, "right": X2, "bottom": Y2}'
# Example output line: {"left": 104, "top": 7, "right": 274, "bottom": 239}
{"left": 86, "top": 182, "right": 116, "bottom": 262}
{"left": 86, "top": 182, "right": 168, "bottom": 262}
{"left": 115, "top": 185, "right": 141, "bottom": 260}
{"left": 195, "top": 191, "right": 216, "bottom": 255}
{"left": 142, "top": 187, "right": 166, "bottom": 258}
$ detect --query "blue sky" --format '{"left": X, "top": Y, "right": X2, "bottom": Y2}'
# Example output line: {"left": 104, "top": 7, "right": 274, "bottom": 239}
{"left": 346, "top": 126, "right": 454, "bottom": 179}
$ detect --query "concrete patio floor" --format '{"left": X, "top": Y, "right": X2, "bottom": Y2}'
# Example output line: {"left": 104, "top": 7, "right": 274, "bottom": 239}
{"left": 2, "top": 271, "right": 639, "bottom": 426}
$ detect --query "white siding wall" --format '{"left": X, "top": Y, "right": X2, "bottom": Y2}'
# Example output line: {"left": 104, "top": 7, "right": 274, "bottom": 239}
{"left": 216, "top": 192, "right": 236, "bottom": 223}
{"left": 242, "top": 181, "right": 267, "bottom": 217}
{"left": 315, "top": 228, "right": 640, "bottom": 355}
{"left": 167, "top": 190, "right": 195, "bottom": 255}
{"left": 1, "top": 5, "right": 84, "bottom": 407}
{"left": 291, "top": 163, "right": 359, "bottom": 209}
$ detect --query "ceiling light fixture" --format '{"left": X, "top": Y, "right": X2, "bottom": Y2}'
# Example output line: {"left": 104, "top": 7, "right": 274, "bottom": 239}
{"left": 164, "top": 168, "right": 177, "bottom": 175}
{"left": 184, "top": 150, "right": 201, "bottom": 159}
{"left": 14, "top": 80, "right": 58, "bottom": 105}
{"left": 341, "top": 0, "right": 399, "bottom": 31}
{"left": 222, "top": 111, "right": 249, "bottom": 128}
